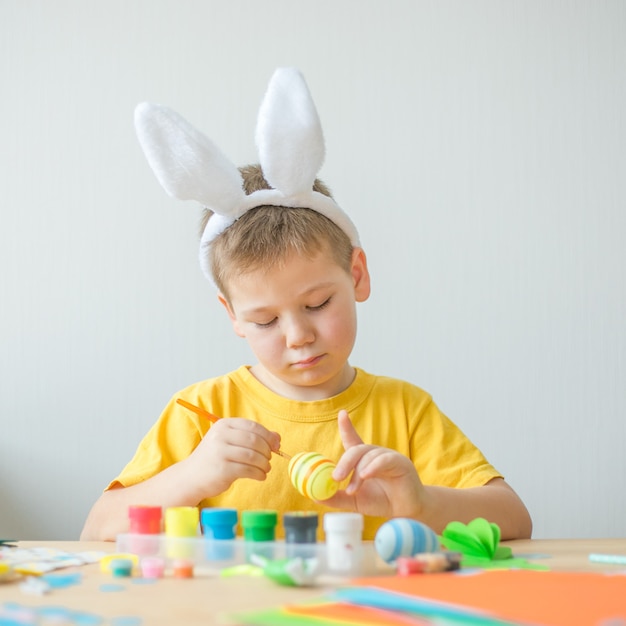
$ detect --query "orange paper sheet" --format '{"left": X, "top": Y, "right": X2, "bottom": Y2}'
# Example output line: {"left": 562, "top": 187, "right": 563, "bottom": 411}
{"left": 350, "top": 569, "right": 626, "bottom": 626}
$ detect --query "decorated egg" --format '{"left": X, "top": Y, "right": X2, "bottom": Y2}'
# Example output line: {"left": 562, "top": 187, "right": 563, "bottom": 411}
{"left": 288, "top": 452, "right": 338, "bottom": 501}
{"left": 374, "top": 518, "right": 440, "bottom": 564}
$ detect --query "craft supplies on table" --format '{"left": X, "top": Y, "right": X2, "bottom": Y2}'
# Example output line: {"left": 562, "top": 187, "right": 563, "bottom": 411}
{"left": 115, "top": 532, "right": 383, "bottom": 578}
{"left": 374, "top": 518, "right": 440, "bottom": 564}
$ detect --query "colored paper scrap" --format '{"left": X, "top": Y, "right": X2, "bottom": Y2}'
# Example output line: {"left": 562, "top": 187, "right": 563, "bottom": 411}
{"left": 230, "top": 587, "right": 521, "bottom": 626}
{"left": 0, "top": 546, "right": 105, "bottom": 576}
{"left": 228, "top": 606, "right": 424, "bottom": 626}
{"left": 331, "top": 587, "right": 517, "bottom": 625}
{"left": 285, "top": 600, "right": 431, "bottom": 625}
{"left": 349, "top": 569, "right": 626, "bottom": 626}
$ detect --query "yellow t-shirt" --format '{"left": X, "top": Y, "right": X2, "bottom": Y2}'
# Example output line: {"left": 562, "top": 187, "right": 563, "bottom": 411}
{"left": 109, "top": 366, "right": 502, "bottom": 540}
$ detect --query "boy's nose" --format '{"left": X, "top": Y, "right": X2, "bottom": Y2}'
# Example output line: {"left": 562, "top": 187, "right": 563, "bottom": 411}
{"left": 284, "top": 316, "right": 315, "bottom": 347}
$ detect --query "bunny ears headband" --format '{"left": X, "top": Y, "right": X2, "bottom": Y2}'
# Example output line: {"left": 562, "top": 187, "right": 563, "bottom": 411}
{"left": 134, "top": 67, "right": 360, "bottom": 283}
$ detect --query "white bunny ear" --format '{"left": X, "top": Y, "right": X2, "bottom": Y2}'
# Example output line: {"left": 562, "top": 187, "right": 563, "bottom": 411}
{"left": 255, "top": 68, "right": 325, "bottom": 195}
{"left": 134, "top": 68, "right": 360, "bottom": 286}
{"left": 134, "top": 102, "right": 246, "bottom": 217}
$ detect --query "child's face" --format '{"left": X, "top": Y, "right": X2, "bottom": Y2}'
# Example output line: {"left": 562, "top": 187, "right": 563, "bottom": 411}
{"left": 219, "top": 247, "right": 370, "bottom": 400}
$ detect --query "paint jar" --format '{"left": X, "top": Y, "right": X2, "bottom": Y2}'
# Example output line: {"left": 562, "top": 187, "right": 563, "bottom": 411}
{"left": 165, "top": 506, "right": 199, "bottom": 559}
{"left": 140, "top": 557, "right": 165, "bottom": 579}
{"left": 129, "top": 505, "right": 162, "bottom": 534}
{"left": 323, "top": 512, "right": 364, "bottom": 573}
{"left": 109, "top": 558, "right": 134, "bottom": 577}
{"left": 172, "top": 558, "right": 194, "bottom": 578}
{"left": 127, "top": 505, "right": 162, "bottom": 555}
{"left": 242, "top": 510, "right": 277, "bottom": 561}
{"left": 283, "top": 511, "right": 318, "bottom": 558}
{"left": 201, "top": 508, "right": 238, "bottom": 539}
{"left": 201, "top": 508, "right": 238, "bottom": 561}
{"left": 165, "top": 506, "right": 199, "bottom": 537}
{"left": 241, "top": 510, "right": 277, "bottom": 541}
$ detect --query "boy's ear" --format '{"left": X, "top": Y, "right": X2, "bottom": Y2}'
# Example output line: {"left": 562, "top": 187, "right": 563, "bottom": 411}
{"left": 217, "top": 293, "right": 246, "bottom": 338}
{"left": 351, "top": 247, "right": 371, "bottom": 302}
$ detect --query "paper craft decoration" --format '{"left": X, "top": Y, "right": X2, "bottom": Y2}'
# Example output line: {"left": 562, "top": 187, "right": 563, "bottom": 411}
{"left": 249, "top": 553, "right": 320, "bottom": 587}
{"left": 440, "top": 518, "right": 511, "bottom": 563}
{"left": 439, "top": 517, "right": 545, "bottom": 569}
{"left": 439, "top": 518, "right": 548, "bottom": 570}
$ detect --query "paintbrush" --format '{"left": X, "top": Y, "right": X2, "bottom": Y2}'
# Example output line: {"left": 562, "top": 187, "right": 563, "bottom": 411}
{"left": 175, "top": 398, "right": 292, "bottom": 460}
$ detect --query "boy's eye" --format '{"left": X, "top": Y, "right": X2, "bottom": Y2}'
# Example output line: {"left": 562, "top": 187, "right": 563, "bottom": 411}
{"left": 251, "top": 298, "right": 331, "bottom": 327}
{"left": 308, "top": 297, "right": 331, "bottom": 311}
{"left": 254, "top": 318, "right": 277, "bottom": 328}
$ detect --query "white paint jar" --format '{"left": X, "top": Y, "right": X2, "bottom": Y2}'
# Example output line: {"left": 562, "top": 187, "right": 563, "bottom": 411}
{"left": 323, "top": 512, "right": 364, "bottom": 574}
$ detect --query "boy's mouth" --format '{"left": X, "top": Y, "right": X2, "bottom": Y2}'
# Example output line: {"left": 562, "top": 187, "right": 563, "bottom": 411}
{"left": 293, "top": 354, "right": 324, "bottom": 368}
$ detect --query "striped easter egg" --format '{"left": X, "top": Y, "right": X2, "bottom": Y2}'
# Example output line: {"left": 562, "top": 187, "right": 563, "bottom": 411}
{"left": 288, "top": 452, "right": 338, "bottom": 501}
{"left": 374, "top": 518, "right": 440, "bottom": 564}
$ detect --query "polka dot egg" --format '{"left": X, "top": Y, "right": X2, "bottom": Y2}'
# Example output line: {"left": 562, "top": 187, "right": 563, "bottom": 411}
{"left": 288, "top": 452, "right": 338, "bottom": 501}
{"left": 374, "top": 518, "right": 440, "bottom": 564}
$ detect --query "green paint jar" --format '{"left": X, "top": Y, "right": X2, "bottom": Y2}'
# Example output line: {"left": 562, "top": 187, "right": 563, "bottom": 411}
{"left": 241, "top": 510, "right": 278, "bottom": 542}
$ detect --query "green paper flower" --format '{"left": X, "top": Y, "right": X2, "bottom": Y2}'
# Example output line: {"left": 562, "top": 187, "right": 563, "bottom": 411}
{"left": 439, "top": 518, "right": 513, "bottom": 562}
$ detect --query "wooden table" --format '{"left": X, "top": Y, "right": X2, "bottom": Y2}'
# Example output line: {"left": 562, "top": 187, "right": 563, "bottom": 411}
{"left": 503, "top": 537, "right": 626, "bottom": 571}
{"left": 1, "top": 539, "right": 625, "bottom": 625}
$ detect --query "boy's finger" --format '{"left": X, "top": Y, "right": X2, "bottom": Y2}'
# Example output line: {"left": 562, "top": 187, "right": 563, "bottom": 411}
{"left": 337, "top": 410, "right": 364, "bottom": 450}
{"left": 269, "top": 431, "right": 282, "bottom": 454}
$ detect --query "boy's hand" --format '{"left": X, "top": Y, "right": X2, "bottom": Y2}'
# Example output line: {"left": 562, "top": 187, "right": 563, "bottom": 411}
{"left": 321, "top": 410, "right": 426, "bottom": 519}
{"left": 184, "top": 418, "right": 282, "bottom": 499}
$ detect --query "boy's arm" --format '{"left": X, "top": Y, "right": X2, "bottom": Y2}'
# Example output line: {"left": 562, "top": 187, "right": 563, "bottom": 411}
{"left": 326, "top": 411, "right": 532, "bottom": 540}
{"left": 80, "top": 458, "right": 207, "bottom": 541}
{"left": 81, "top": 417, "right": 281, "bottom": 541}
{"left": 407, "top": 478, "right": 532, "bottom": 540}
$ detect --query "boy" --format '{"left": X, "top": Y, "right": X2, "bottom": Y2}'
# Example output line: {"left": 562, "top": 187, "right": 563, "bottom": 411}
{"left": 81, "top": 69, "right": 531, "bottom": 542}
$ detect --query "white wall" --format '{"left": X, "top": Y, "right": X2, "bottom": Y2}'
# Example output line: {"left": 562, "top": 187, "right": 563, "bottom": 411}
{"left": 1, "top": 0, "right": 624, "bottom": 540}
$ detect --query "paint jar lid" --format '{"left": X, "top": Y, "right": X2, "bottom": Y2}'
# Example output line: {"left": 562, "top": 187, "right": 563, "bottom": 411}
{"left": 165, "top": 506, "right": 199, "bottom": 536}
{"left": 140, "top": 557, "right": 165, "bottom": 578}
{"left": 201, "top": 508, "right": 238, "bottom": 526}
{"left": 241, "top": 510, "right": 278, "bottom": 528}
{"left": 128, "top": 505, "right": 162, "bottom": 522}
{"left": 283, "top": 511, "right": 319, "bottom": 530}
{"left": 323, "top": 512, "right": 364, "bottom": 533}
{"left": 109, "top": 558, "right": 133, "bottom": 577}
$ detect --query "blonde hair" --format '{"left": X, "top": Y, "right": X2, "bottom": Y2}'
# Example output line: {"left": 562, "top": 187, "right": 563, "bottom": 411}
{"left": 201, "top": 164, "right": 354, "bottom": 297}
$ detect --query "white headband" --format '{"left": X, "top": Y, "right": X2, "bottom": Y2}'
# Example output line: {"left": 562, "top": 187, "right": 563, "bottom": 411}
{"left": 134, "top": 67, "right": 360, "bottom": 283}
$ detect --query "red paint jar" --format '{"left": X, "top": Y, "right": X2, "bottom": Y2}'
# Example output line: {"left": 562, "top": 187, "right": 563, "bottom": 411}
{"left": 128, "top": 505, "right": 162, "bottom": 534}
